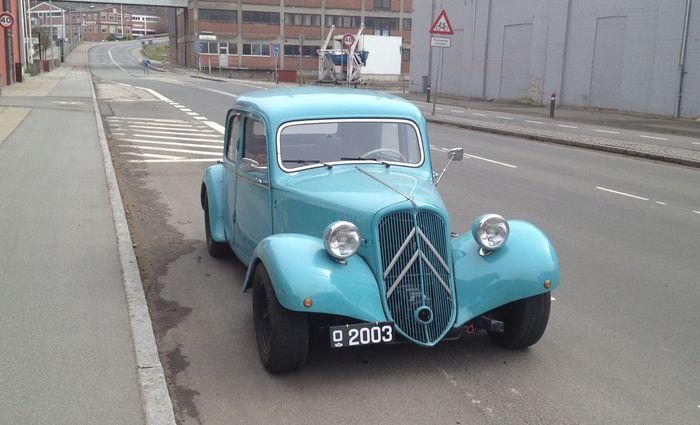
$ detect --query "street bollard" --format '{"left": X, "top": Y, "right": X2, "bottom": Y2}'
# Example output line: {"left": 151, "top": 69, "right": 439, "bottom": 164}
{"left": 426, "top": 84, "right": 431, "bottom": 103}
{"left": 549, "top": 93, "right": 556, "bottom": 118}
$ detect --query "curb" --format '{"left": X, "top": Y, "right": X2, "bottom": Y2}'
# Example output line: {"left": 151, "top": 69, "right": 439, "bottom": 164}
{"left": 426, "top": 116, "right": 700, "bottom": 169}
{"left": 86, "top": 47, "right": 177, "bottom": 425}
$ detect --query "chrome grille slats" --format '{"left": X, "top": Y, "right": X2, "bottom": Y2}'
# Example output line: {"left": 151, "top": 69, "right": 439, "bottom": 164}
{"left": 378, "top": 209, "right": 454, "bottom": 344}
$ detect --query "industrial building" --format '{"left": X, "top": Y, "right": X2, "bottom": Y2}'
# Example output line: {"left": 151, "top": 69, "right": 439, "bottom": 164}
{"left": 169, "top": 0, "right": 413, "bottom": 77}
{"left": 410, "top": 0, "right": 699, "bottom": 118}
{"left": 1, "top": 0, "right": 24, "bottom": 87}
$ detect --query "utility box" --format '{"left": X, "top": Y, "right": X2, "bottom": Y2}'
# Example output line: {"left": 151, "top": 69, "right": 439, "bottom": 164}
{"left": 360, "top": 35, "right": 402, "bottom": 81}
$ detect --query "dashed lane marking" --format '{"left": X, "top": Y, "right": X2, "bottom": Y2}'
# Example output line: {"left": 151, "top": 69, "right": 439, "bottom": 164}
{"left": 639, "top": 134, "right": 668, "bottom": 141}
{"left": 203, "top": 121, "right": 225, "bottom": 134}
{"left": 496, "top": 116, "right": 513, "bottom": 120}
{"left": 186, "top": 112, "right": 199, "bottom": 116}
{"left": 107, "top": 117, "right": 186, "bottom": 123}
{"left": 119, "top": 144, "right": 222, "bottom": 156}
{"left": 525, "top": 120, "right": 543, "bottom": 124}
{"left": 594, "top": 129, "right": 620, "bottom": 134}
{"left": 472, "top": 113, "right": 487, "bottom": 117}
{"left": 128, "top": 158, "right": 219, "bottom": 163}
{"left": 596, "top": 186, "right": 649, "bottom": 201}
{"left": 194, "top": 116, "right": 208, "bottom": 120}
{"left": 126, "top": 126, "right": 215, "bottom": 134}
{"left": 656, "top": 201, "right": 667, "bottom": 205}
{"left": 122, "top": 139, "right": 222, "bottom": 149}
{"left": 557, "top": 124, "right": 579, "bottom": 129}
{"left": 693, "top": 210, "right": 700, "bottom": 215}
{"left": 430, "top": 146, "right": 517, "bottom": 168}
{"left": 450, "top": 109, "right": 464, "bottom": 113}
{"left": 131, "top": 134, "right": 221, "bottom": 143}
{"left": 122, "top": 152, "right": 184, "bottom": 160}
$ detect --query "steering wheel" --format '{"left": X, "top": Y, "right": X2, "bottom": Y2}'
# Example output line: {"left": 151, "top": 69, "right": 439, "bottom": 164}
{"left": 360, "top": 148, "right": 407, "bottom": 162}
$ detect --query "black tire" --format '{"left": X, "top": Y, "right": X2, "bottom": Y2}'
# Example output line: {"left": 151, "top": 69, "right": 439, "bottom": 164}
{"left": 202, "top": 193, "right": 230, "bottom": 258}
{"left": 488, "top": 293, "right": 551, "bottom": 349}
{"left": 252, "top": 265, "right": 309, "bottom": 373}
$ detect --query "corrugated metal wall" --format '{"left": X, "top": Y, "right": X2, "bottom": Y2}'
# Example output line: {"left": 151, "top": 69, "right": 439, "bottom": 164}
{"left": 409, "top": 0, "right": 700, "bottom": 118}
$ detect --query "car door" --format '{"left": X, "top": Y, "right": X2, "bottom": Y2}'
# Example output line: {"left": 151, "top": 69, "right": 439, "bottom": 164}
{"left": 235, "top": 115, "right": 272, "bottom": 262}
{"left": 222, "top": 110, "right": 241, "bottom": 245}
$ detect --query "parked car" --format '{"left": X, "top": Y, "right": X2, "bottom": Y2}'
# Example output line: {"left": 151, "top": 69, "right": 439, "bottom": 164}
{"left": 201, "top": 87, "right": 559, "bottom": 373}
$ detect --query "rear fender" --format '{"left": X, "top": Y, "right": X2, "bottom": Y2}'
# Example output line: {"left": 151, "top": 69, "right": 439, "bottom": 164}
{"left": 201, "top": 163, "right": 226, "bottom": 243}
{"left": 453, "top": 220, "right": 559, "bottom": 327}
{"left": 242, "top": 234, "right": 387, "bottom": 323}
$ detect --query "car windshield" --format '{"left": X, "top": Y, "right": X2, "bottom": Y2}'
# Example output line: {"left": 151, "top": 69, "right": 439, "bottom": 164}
{"left": 278, "top": 119, "right": 423, "bottom": 171}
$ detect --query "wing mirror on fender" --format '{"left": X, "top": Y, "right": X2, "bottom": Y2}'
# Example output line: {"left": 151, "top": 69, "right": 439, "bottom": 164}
{"left": 434, "top": 147, "right": 464, "bottom": 186}
{"left": 240, "top": 157, "right": 268, "bottom": 173}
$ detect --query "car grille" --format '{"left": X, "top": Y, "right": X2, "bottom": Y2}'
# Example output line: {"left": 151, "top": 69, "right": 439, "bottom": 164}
{"left": 378, "top": 210, "right": 453, "bottom": 344}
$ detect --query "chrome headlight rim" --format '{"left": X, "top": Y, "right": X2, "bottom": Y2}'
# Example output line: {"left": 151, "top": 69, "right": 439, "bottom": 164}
{"left": 472, "top": 213, "right": 509, "bottom": 254}
{"left": 323, "top": 221, "right": 361, "bottom": 261}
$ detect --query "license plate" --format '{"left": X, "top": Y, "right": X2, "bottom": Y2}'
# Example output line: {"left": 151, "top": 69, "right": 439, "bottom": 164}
{"left": 330, "top": 322, "right": 394, "bottom": 348}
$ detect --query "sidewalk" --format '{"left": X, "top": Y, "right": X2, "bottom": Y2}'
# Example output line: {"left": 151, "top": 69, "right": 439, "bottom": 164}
{"left": 0, "top": 45, "right": 166, "bottom": 424}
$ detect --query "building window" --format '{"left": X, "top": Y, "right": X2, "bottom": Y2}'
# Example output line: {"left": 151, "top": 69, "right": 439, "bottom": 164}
{"left": 373, "top": 0, "right": 391, "bottom": 10}
{"left": 242, "top": 43, "right": 270, "bottom": 56}
{"left": 200, "top": 9, "right": 237, "bottom": 23}
{"left": 101, "top": 13, "right": 106, "bottom": 20}
{"left": 202, "top": 41, "right": 238, "bottom": 55}
{"left": 365, "top": 17, "right": 399, "bottom": 35}
{"left": 325, "top": 15, "right": 361, "bottom": 28}
{"left": 284, "top": 13, "right": 320, "bottom": 27}
{"left": 242, "top": 11, "right": 279, "bottom": 24}
{"left": 402, "top": 48, "right": 410, "bottom": 60}
{"left": 283, "top": 45, "right": 318, "bottom": 57}
{"left": 403, "top": 18, "right": 411, "bottom": 31}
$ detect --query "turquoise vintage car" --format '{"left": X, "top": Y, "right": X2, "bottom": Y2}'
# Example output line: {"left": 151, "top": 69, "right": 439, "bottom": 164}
{"left": 201, "top": 87, "right": 559, "bottom": 373}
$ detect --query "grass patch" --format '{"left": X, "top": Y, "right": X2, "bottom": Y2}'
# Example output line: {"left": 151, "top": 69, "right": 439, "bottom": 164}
{"left": 143, "top": 44, "right": 169, "bottom": 61}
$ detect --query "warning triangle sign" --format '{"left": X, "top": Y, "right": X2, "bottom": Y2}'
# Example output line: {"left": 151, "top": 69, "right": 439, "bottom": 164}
{"left": 430, "top": 9, "right": 454, "bottom": 35}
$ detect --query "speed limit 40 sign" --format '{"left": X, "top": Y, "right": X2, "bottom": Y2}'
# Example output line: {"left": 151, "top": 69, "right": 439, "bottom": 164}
{"left": 342, "top": 33, "right": 355, "bottom": 49}
{"left": 0, "top": 12, "right": 15, "bottom": 29}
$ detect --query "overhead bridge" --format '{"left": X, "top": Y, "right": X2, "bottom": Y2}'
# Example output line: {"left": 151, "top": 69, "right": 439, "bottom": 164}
{"left": 67, "top": 0, "right": 187, "bottom": 8}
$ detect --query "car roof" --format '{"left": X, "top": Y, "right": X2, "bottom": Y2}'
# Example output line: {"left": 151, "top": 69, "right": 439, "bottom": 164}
{"left": 234, "top": 87, "right": 424, "bottom": 127}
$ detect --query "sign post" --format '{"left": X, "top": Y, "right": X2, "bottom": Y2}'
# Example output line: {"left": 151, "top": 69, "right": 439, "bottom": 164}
{"left": 428, "top": 9, "right": 454, "bottom": 116}
{"left": 298, "top": 34, "right": 304, "bottom": 85}
{"left": 273, "top": 43, "right": 280, "bottom": 84}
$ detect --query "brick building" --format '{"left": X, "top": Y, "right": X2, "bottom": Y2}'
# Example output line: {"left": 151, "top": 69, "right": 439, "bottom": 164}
{"left": 71, "top": 6, "right": 133, "bottom": 41}
{"left": 170, "top": 0, "right": 412, "bottom": 75}
{"left": 1, "top": 0, "right": 23, "bottom": 86}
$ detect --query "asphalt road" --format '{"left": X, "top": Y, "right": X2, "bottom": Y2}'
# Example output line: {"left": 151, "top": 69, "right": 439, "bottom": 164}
{"left": 89, "top": 41, "right": 700, "bottom": 425}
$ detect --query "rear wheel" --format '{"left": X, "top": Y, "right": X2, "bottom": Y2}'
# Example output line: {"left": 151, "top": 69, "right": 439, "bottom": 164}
{"left": 203, "top": 193, "right": 229, "bottom": 258}
{"left": 252, "top": 265, "right": 309, "bottom": 373}
{"left": 488, "top": 293, "right": 551, "bottom": 349}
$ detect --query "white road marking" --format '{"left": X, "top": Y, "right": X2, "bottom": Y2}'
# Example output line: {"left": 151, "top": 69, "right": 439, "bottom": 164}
{"left": 430, "top": 146, "right": 517, "bottom": 168}
{"left": 121, "top": 139, "right": 222, "bottom": 149}
{"left": 693, "top": 210, "right": 700, "bottom": 215}
{"left": 127, "top": 125, "right": 214, "bottom": 133}
{"left": 129, "top": 158, "right": 219, "bottom": 163}
{"left": 430, "top": 146, "right": 448, "bottom": 152}
{"left": 450, "top": 109, "right": 464, "bottom": 113}
{"left": 639, "top": 134, "right": 668, "bottom": 141}
{"left": 416, "top": 104, "right": 426, "bottom": 108}
{"left": 596, "top": 186, "right": 649, "bottom": 201}
{"left": 194, "top": 116, "right": 208, "bottom": 120}
{"left": 122, "top": 152, "right": 184, "bottom": 160}
{"left": 594, "top": 129, "right": 619, "bottom": 134}
{"left": 107, "top": 117, "right": 186, "bottom": 123}
{"left": 109, "top": 132, "right": 126, "bottom": 136}
{"left": 126, "top": 122, "right": 202, "bottom": 129}
{"left": 551, "top": 297, "right": 556, "bottom": 301}
{"left": 120, "top": 144, "right": 222, "bottom": 156}
{"left": 179, "top": 108, "right": 192, "bottom": 112}
{"left": 472, "top": 113, "right": 487, "bottom": 117}
{"left": 525, "top": 120, "right": 543, "bottom": 124}
{"left": 435, "top": 107, "right": 443, "bottom": 111}
{"left": 655, "top": 201, "right": 667, "bottom": 205}
{"left": 186, "top": 112, "right": 199, "bottom": 116}
{"left": 127, "top": 128, "right": 215, "bottom": 136}
{"left": 204, "top": 121, "right": 225, "bottom": 134}
{"left": 135, "top": 87, "right": 172, "bottom": 102}
{"left": 107, "top": 47, "right": 129, "bottom": 73}
{"left": 132, "top": 134, "right": 221, "bottom": 143}
{"left": 496, "top": 116, "right": 513, "bottom": 120}
{"left": 557, "top": 124, "right": 579, "bottom": 129}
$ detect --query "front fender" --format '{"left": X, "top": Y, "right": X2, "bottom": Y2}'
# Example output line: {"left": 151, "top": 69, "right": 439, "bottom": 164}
{"left": 453, "top": 220, "right": 559, "bottom": 327}
{"left": 201, "top": 163, "right": 226, "bottom": 243}
{"left": 242, "top": 234, "right": 388, "bottom": 323}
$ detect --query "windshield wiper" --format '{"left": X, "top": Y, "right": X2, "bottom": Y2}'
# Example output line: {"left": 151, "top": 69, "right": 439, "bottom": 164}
{"left": 282, "top": 159, "right": 332, "bottom": 169}
{"left": 340, "top": 157, "right": 391, "bottom": 168}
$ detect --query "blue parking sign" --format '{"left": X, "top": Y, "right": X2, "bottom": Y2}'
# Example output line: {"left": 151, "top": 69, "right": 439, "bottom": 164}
{"left": 273, "top": 44, "right": 280, "bottom": 57}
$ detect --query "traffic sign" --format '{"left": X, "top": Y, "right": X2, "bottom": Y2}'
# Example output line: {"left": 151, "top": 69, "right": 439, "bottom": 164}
{"left": 429, "top": 9, "right": 454, "bottom": 35}
{"left": 143, "top": 59, "right": 152, "bottom": 68}
{"left": 148, "top": 39, "right": 154, "bottom": 45}
{"left": 0, "top": 12, "right": 15, "bottom": 29}
{"left": 273, "top": 43, "right": 280, "bottom": 57}
{"left": 430, "top": 36, "right": 451, "bottom": 48}
{"left": 342, "top": 33, "right": 355, "bottom": 49}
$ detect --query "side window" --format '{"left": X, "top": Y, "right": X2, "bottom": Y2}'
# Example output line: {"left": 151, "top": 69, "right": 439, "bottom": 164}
{"left": 226, "top": 113, "right": 240, "bottom": 162}
{"left": 242, "top": 118, "right": 268, "bottom": 168}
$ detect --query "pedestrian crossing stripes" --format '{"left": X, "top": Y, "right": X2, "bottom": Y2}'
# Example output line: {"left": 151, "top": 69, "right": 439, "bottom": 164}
{"left": 105, "top": 116, "right": 225, "bottom": 163}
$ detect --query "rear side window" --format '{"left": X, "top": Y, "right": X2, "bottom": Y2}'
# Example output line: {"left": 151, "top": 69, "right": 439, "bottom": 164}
{"left": 242, "top": 118, "right": 268, "bottom": 167}
{"left": 226, "top": 114, "right": 240, "bottom": 162}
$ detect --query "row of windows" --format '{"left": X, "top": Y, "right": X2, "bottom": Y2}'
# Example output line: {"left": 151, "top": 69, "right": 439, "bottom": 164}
{"left": 284, "top": 13, "right": 321, "bottom": 27}
{"left": 373, "top": 0, "right": 392, "bottom": 10}
{"left": 200, "top": 42, "right": 321, "bottom": 58}
{"left": 242, "top": 11, "right": 279, "bottom": 24}
{"left": 283, "top": 45, "right": 318, "bottom": 57}
{"left": 200, "top": 9, "right": 236, "bottom": 23}
{"left": 325, "top": 15, "right": 362, "bottom": 28}
{"left": 364, "top": 17, "right": 399, "bottom": 29}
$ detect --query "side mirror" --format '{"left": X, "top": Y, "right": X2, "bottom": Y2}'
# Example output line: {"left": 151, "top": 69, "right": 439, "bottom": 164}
{"left": 240, "top": 157, "right": 267, "bottom": 172}
{"left": 448, "top": 148, "right": 464, "bottom": 162}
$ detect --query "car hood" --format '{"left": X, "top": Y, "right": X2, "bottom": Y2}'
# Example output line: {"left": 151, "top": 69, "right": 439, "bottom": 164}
{"left": 275, "top": 165, "right": 446, "bottom": 238}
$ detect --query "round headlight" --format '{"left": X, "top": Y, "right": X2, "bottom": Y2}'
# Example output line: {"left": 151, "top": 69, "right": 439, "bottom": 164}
{"left": 323, "top": 221, "right": 361, "bottom": 260}
{"left": 472, "top": 214, "right": 509, "bottom": 253}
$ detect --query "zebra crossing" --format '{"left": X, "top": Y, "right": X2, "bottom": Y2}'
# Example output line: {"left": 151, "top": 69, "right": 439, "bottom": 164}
{"left": 105, "top": 116, "right": 225, "bottom": 163}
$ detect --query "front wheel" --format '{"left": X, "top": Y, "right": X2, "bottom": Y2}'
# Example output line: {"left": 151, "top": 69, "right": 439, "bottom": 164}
{"left": 487, "top": 293, "right": 551, "bottom": 349}
{"left": 252, "top": 265, "right": 309, "bottom": 373}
